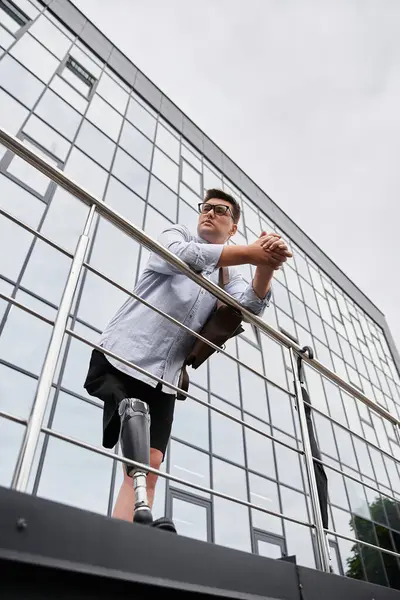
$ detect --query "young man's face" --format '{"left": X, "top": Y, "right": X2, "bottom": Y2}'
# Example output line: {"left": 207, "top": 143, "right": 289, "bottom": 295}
{"left": 197, "top": 198, "right": 238, "bottom": 244}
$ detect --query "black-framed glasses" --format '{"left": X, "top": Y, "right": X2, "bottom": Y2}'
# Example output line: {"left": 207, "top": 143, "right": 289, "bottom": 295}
{"left": 198, "top": 202, "right": 234, "bottom": 219}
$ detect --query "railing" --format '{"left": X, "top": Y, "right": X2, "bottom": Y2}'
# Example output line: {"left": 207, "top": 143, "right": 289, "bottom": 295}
{"left": 1, "top": 126, "right": 400, "bottom": 577}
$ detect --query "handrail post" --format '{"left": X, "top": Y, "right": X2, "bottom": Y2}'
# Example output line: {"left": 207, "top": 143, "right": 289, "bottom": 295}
{"left": 289, "top": 347, "right": 331, "bottom": 572}
{"left": 11, "top": 206, "right": 96, "bottom": 492}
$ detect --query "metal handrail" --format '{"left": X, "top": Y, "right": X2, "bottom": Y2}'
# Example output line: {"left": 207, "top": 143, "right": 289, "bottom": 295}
{"left": 0, "top": 292, "right": 302, "bottom": 455}
{"left": 0, "top": 408, "right": 312, "bottom": 530}
{"left": 0, "top": 127, "right": 398, "bottom": 427}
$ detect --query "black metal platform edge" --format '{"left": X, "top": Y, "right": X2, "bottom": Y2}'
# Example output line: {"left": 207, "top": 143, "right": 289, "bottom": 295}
{"left": 0, "top": 486, "right": 298, "bottom": 600}
{"left": 298, "top": 564, "right": 400, "bottom": 600}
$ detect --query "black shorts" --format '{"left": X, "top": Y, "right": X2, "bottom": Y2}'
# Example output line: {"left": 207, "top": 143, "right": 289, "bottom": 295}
{"left": 84, "top": 349, "right": 175, "bottom": 458}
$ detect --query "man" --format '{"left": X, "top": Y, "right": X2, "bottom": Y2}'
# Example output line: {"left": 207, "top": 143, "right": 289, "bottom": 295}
{"left": 84, "top": 188, "right": 291, "bottom": 524}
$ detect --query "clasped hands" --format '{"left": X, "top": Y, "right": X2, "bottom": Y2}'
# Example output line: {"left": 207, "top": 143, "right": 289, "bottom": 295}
{"left": 252, "top": 231, "right": 292, "bottom": 270}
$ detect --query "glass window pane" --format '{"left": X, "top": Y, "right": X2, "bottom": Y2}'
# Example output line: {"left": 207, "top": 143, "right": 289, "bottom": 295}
{"left": 50, "top": 75, "right": 88, "bottom": 113}
{"left": 275, "top": 440, "right": 304, "bottom": 490}
{"left": 112, "top": 147, "right": 149, "bottom": 198}
{"left": 10, "top": 33, "right": 58, "bottom": 83}
{"left": 172, "top": 497, "right": 208, "bottom": 541}
{"left": 40, "top": 188, "right": 89, "bottom": 254}
{"left": 179, "top": 181, "right": 200, "bottom": 210}
{"left": 238, "top": 338, "right": 269, "bottom": 421}
{"left": 62, "top": 66, "right": 90, "bottom": 96}
{"left": 89, "top": 216, "right": 140, "bottom": 288}
{"left": 273, "top": 281, "right": 292, "bottom": 316}
{"left": 152, "top": 148, "right": 179, "bottom": 192}
{"left": 61, "top": 326, "right": 101, "bottom": 397}
{"left": 182, "top": 142, "right": 202, "bottom": 171}
{"left": 245, "top": 417, "right": 276, "bottom": 479}
{"left": 156, "top": 123, "right": 180, "bottom": 162}
{"left": 182, "top": 160, "right": 201, "bottom": 194}
{"left": 268, "top": 386, "right": 296, "bottom": 437}
{"left": 313, "top": 412, "right": 338, "bottom": 459}
{"left": 258, "top": 539, "right": 283, "bottom": 558}
{"left": 243, "top": 202, "right": 260, "bottom": 234}
{"left": 96, "top": 72, "right": 128, "bottom": 114}
{"left": 285, "top": 265, "right": 302, "bottom": 299}
{"left": 172, "top": 385, "right": 209, "bottom": 450}
{"left": 29, "top": 15, "right": 71, "bottom": 59}
{"left": 261, "top": 333, "right": 289, "bottom": 391}
{"left": 37, "top": 437, "right": 112, "bottom": 514}
{"left": 178, "top": 200, "right": 198, "bottom": 233}
{"left": 346, "top": 479, "right": 370, "bottom": 518}
{"left": 0, "top": 172, "right": 44, "bottom": 227}
{"left": 20, "top": 239, "right": 72, "bottom": 306}
{"left": 0, "top": 88, "right": 29, "bottom": 135}
{"left": 35, "top": 90, "right": 82, "bottom": 141}
{"left": 169, "top": 440, "right": 210, "bottom": 498}
{"left": 119, "top": 120, "right": 153, "bottom": 168}
{"left": 213, "top": 458, "right": 247, "bottom": 500}
{"left": 23, "top": 115, "right": 70, "bottom": 161}
{"left": 214, "top": 497, "right": 251, "bottom": 552}
{"left": 327, "top": 466, "right": 350, "bottom": 509}
{"left": 285, "top": 522, "right": 316, "bottom": 569}
{"left": 0, "top": 305, "right": 52, "bottom": 376}
{"left": 211, "top": 396, "right": 244, "bottom": 465}
{"left": 334, "top": 426, "right": 358, "bottom": 469}
{"left": 0, "top": 215, "right": 33, "bottom": 281}
{"left": 0, "top": 55, "right": 44, "bottom": 108}
{"left": 209, "top": 339, "right": 240, "bottom": 405}
{"left": 0, "top": 364, "right": 38, "bottom": 420}
{"left": 250, "top": 472, "right": 282, "bottom": 534}
{"left": 7, "top": 139, "right": 57, "bottom": 195}
{"left": 0, "top": 418, "right": 25, "bottom": 487}
{"left": 64, "top": 147, "right": 108, "bottom": 198}
{"left": 78, "top": 270, "right": 129, "bottom": 331}
{"left": 86, "top": 95, "right": 123, "bottom": 141}
{"left": 75, "top": 120, "right": 115, "bottom": 169}
{"left": 126, "top": 96, "right": 156, "bottom": 139}
{"left": 148, "top": 175, "right": 177, "bottom": 221}
{"left": 104, "top": 176, "right": 145, "bottom": 227}
{"left": 203, "top": 164, "right": 222, "bottom": 190}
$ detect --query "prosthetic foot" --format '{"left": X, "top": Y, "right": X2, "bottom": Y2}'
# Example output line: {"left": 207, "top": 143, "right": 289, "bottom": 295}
{"left": 118, "top": 398, "right": 153, "bottom": 525}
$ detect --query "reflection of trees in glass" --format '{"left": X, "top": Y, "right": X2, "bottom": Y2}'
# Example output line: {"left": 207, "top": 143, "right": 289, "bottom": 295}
{"left": 346, "top": 496, "right": 400, "bottom": 589}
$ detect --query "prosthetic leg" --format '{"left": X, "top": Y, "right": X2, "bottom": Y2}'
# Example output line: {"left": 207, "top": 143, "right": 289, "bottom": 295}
{"left": 118, "top": 398, "right": 153, "bottom": 524}
{"left": 118, "top": 398, "right": 177, "bottom": 533}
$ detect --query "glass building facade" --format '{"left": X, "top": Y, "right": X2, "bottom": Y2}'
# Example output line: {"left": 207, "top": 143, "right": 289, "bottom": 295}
{"left": 1, "top": 0, "right": 400, "bottom": 589}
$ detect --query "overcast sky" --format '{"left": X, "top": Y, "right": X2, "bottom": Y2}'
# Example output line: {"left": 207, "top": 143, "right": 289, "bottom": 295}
{"left": 73, "top": 0, "right": 400, "bottom": 353}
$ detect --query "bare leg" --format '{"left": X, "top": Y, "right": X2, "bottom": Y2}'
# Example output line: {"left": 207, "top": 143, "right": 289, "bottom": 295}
{"left": 112, "top": 447, "right": 163, "bottom": 522}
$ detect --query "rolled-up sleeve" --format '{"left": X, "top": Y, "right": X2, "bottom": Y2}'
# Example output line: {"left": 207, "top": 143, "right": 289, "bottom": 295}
{"left": 148, "top": 225, "right": 224, "bottom": 275}
{"left": 225, "top": 269, "right": 271, "bottom": 316}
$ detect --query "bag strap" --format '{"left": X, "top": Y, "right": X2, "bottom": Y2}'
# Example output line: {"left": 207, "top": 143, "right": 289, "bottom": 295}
{"left": 218, "top": 267, "right": 229, "bottom": 289}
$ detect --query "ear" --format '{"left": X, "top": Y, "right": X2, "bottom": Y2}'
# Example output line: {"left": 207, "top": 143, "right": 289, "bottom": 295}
{"left": 229, "top": 223, "right": 238, "bottom": 238}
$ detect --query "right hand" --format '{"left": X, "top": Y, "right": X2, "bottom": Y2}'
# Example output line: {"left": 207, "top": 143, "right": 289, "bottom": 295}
{"left": 247, "top": 233, "right": 292, "bottom": 269}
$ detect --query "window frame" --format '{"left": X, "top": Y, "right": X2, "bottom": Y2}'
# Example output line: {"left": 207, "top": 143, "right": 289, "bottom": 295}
{"left": 58, "top": 54, "right": 97, "bottom": 101}
{"left": 253, "top": 528, "right": 287, "bottom": 558}
{"left": 166, "top": 487, "right": 213, "bottom": 543}
{"left": 0, "top": 0, "right": 30, "bottom": 36}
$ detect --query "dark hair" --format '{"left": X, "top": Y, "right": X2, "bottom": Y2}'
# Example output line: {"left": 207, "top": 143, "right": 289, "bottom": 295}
{"left": 204, "top": 188, "right": 241, "bottom": 224}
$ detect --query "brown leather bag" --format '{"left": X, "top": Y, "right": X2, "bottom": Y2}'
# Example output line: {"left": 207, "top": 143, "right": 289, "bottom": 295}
{"left": 177, "top": 267, "right": 244, "bottom": 400}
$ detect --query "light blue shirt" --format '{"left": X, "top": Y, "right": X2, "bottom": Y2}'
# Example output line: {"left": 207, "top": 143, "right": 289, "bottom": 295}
{"left": 100, "top": 225, "right": 271, "bottom": 393}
